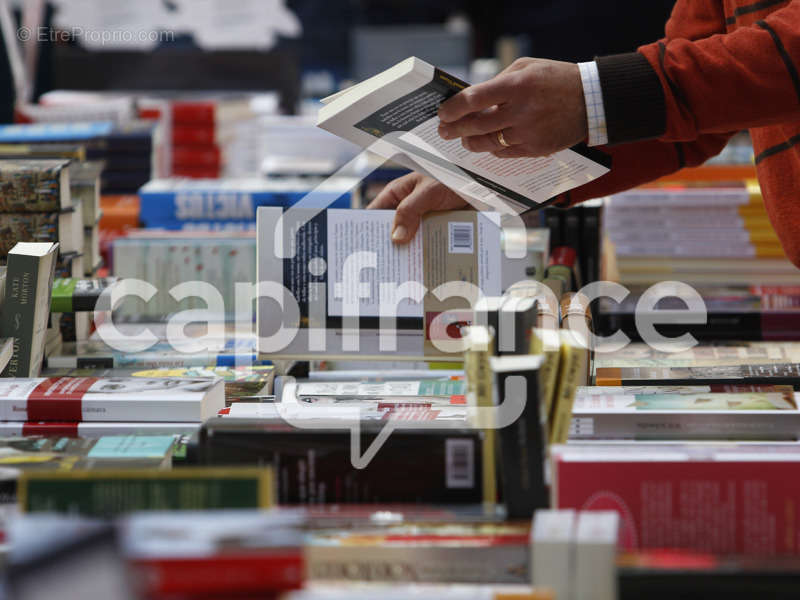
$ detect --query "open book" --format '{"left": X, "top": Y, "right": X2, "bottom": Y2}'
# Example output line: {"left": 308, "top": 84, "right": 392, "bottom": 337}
{"left": 318, "top": 57, "right": 610, "bottom": 213}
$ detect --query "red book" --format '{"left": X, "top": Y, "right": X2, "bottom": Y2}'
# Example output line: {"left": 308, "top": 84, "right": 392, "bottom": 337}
{"left": 172, "top": 125, "right": 216, "bottom": 146}
{"left": 171, "top": 165, "right": 221, "bottom": 178}
{"left": 552, "top": 444, "right": 800, "bottom": 556}
{"left": 172, "top": 145, "right": 221, "bottom": 168}
{"left": 131, "top": 551, "right": 304, "bottom": 598}
{"left": 171, "top": 101, "right": 216, "bottom": 125}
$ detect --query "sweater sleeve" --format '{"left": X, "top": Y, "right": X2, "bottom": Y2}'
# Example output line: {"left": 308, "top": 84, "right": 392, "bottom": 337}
{"left": 598, "top": 0, "right": 800, "bottom": 144}
{"left": 556, "top": 133, "right": 733, "bottom": 206}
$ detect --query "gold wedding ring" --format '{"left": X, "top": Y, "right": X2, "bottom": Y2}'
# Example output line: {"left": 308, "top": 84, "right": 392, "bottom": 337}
{"left": 497, "top": 130, "right": 511, "bottom": 148}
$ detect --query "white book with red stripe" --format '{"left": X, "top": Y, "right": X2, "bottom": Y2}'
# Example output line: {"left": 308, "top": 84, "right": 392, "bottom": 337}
{"left": 0, "top": 377, "right": 224, "bottom": 422}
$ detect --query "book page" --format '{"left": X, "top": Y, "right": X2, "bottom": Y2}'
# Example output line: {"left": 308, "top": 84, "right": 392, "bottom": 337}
{"left": 351, "top": 66, "right": 609, "bottom": 211}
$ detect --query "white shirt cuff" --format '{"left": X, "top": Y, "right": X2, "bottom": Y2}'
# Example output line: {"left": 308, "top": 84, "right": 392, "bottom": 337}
{"left": 578, "top": 61, "right": 609, "bottom": 147}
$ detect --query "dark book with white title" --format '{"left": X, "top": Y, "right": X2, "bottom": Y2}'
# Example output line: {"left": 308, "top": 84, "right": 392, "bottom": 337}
{"left": 1, "top": 242, "right": 59, "bottom": 377}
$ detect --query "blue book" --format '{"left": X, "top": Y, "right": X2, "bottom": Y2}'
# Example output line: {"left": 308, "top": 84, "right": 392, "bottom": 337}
{"left": 0, "top": 122, "right": 114, "bottom": 143}
{"left": 138, "top": 178, "right": 356, "bottom": 226}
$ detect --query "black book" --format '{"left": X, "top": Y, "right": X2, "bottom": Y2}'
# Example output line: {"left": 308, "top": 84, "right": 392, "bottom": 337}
{"left": 491, "top": 354, "right": 548, "bottom": 518}
{"left": 595, "top": 291, "right": 800, "bottom": 342}
{"left": 193, "top": 418, "right": 486, "bottom": 505}
{"left": 596, "top": 363, "right": 800, "bottom": 389}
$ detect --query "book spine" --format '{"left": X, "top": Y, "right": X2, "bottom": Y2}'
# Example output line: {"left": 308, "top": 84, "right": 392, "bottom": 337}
{"left": 550, "top": 333, "right": 589, "bottom": 444}
{"left": 172, "top": 126, "right": 216, "bottom": 146}
{"left": 306, "top": 543, "right": 528, "bottom": 584}
{"left": 132, "top": 551, "right": 304, "bottom": 597}
{"left": 172, "top": 146, "right": 221, "bottom": 168}
{"left": 495, "top": 365, "right": 548, "bottom": 518}
{"left": 18, "top": 467, "right": 275, "bottom": 515}
{"left": 1, "top": 253, "right": 40, "bottom": 377}
{"left": 568, "top": 411, "right": 799, "bottom": 441}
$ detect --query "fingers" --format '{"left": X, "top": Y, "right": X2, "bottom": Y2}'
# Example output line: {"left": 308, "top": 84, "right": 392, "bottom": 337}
{"left": 367, "top": 172, "right": 419, "bottom": 209}
{"left": 391, "top": 185, "right": 439, "bottom": 244}
{"left": 438, "top": 105, "right": 515, "bottom": 140}
{"left": 438, "top": 75, "right": 515, "bottom": 123}
{"left": 461, "top": 128, "right": 521, "bottom": 154}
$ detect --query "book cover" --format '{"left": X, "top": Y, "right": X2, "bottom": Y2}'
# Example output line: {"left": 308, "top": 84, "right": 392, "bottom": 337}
{"left": 552, "top": 443, "right": 800, "bottom": 555}
{"left": 569, "top": 389, "right": 800, "bottom": 441}
{"left": 1, "top": 242, "right": 59, "bottom": 377}
{"left": 257, "top": 206, "right": 508, "bottom": 361}
{"left": 491, "top": 354, "right": 548, "bottom": 518}
{"left": 0, "top": 376, "right": 225, "bottom": 422}
{"left": 0, "top": 159, "right": 71, "bottom": 213}
{"left": 307, "top": 522, "right": 530, "bottom": 584}
{"left": 196, "top": 418, "right": 486, "bottom": 505}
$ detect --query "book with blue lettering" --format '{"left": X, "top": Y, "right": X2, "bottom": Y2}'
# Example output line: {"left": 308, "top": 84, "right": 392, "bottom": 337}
{"left": 138, "top": 177, "right": 357, "bottom": 229}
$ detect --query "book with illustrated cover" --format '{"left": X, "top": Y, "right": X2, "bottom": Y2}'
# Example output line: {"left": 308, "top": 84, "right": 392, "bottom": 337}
{"left": 0, "top": 212, "right": 81, "bottom": 258}
{"left": 306, "top": 522, "right": 530, "bottom": 584}
{"left": 551, "top": 443, "right": 800, "bottom": 556}
{"left": 0, "top": 377, "right": 225, "bottom": 422}
{"left": 569, "top": 388, "right": 800, "bottom": 440}
{"left": 0, "top": 434, "right": 175, "bottom": 473}
{"left": 595, "top": 364, "right": 800, "bottom": 389}
{"left": 317, "top": 57, "right": 610, "bottom": 214}
{"left": 41, "top": 365, "right": 275, "bottom": 401}
{"left": 1, "top": 242, "right": 59, "bottom": 377}
{"left": 0, "top": 159, "right": 71, "bottom": 213}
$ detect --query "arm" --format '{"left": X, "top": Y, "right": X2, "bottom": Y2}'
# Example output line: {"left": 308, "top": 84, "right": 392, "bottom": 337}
{"left": 601, "top": 0, "right": 800, "bottom": 144}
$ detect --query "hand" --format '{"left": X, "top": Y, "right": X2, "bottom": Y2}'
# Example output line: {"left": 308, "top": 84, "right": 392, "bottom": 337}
{"left": 437, "top": 58, "right": 588, "bottom": 158}
{"left": 367, "top": 172, "right": 468, "bottom": 243}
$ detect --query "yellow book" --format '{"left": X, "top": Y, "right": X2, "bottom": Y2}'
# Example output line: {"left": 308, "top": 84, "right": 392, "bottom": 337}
{"left": 530, "top": 327, "right": 561, "bottom": 418}
{"left": 549, "top": 329, "right": 590, "bottom": 445}
{"left": 464, "top": 326, "right": 498, "bottom": 506}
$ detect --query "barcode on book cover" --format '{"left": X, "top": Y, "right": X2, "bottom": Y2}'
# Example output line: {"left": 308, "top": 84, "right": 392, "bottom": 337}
{"left": 448, "top": 222, "right": 474, "bottom": 254}
{"left": 445, "top": 438, "right": 475, "bottom": 489}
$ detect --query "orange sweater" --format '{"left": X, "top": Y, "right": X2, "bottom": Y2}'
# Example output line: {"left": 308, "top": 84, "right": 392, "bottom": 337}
{"left": 562, "top": 0, "right": 800, "bottom": 269}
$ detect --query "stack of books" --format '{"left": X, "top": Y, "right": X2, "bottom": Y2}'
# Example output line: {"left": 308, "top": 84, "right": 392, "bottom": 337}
{"left": 603, "top": 181, "right": 798, "bottom": 286}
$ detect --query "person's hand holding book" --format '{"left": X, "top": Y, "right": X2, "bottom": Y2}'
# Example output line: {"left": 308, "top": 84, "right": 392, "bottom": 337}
{"left": 437, "top": 57, "right": 588, "bottom": 158}
{"left": 367, "top": 172, "right": 467, "bottom": 243}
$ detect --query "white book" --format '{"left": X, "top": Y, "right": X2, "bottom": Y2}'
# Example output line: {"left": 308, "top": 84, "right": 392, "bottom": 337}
{"left": 0, "top": 337, "right": 13, "bottom": 373}
{"left": 531, "top": 509, "right": 576, "bottom": 600}
{"left": 574, "top": 511, "right": 620, "bottom": 600}
{"left": 0, "top": 421, "right": 200, "bottom": 437}
{"left": 0, "top": 377, "right": 225, "bottom": 422}
{"left": 318, "top": 57, "right": 609, "bottom": 214}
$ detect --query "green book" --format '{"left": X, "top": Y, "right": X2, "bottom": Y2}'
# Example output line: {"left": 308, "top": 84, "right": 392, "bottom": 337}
{"left": 51, "top": 277, "right": 117, "bottom": 312}
{"left": 18, "top": 467, "right": 275, "bottom": 516}
{"left": 0, "top": 242, "right": 59, "bottom": 376}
